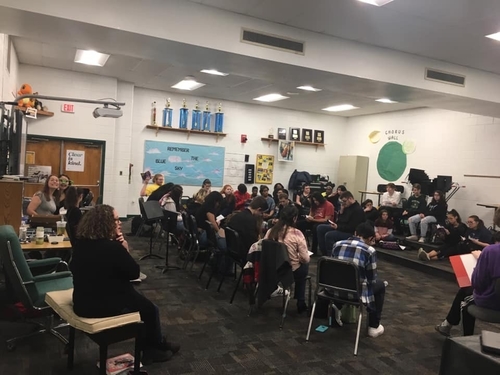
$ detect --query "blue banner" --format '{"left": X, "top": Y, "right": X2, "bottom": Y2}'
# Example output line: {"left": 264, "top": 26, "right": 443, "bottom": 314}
{"left": 144, "top": 140, "right": 225, "bottom": 186}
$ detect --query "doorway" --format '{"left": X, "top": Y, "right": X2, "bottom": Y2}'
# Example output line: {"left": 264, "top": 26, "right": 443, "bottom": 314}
{"left": 24, "top": 135, "right": 105, "bottom": 203}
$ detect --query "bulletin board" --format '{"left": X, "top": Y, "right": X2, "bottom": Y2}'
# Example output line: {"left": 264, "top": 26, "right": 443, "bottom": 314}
{"left": 144, "top": 140, "right": 225, "bottom": 186}
{"left": 224, "top": 152, "right": 245, "bottom": 186}
{"left": 255, "top": 154, "right": 274, "bottom": 184}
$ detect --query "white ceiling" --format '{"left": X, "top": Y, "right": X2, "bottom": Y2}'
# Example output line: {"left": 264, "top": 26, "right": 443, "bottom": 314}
{"left": 188, "top": 0, "right": 500, "bottom": 76}
{"left": 2, "top": 2, "right": 500, "bottom": 117}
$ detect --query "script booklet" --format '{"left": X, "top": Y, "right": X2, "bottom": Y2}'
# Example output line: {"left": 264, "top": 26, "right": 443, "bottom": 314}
{"left": 449, "top": 253, "right": 477, "bottom": 288}
{"left": 96, "top": 353, "right": 143, "bottom": 375}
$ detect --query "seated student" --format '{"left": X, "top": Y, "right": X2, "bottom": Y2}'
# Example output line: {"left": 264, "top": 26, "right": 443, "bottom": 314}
{"left": 297, "top": 192, "right": 334, "bottom": 254}
{"left": 327, "top": 184, "right": 346, "bottom": 212}
{"left": 147, "top": 182, "right": 174, "bottom": 202}
{"left": 195, "top": 191, "right": 225, "bottom": 250}
{"left": 187, "top": 188, "right": 209, "bottom": 216}
{"left": 270, "top": 192, "right": 292, "bottom": 226}
{"left": 362, "top": 199, "right": 379, "bottom": 223}
{"left": 406, "top": 190, "right": 447, "bottom": 243}
{"left": 397, "top": 183, "right": 427, "bottom": 234}
{"left": 265, "top": 205, "right": 310, "bottom": 314}
{"left": 160, "top": 184, "right": 185, "bottom": 233}
{"left": 201, "top": 178, "right": 212, "bottom": 193}
{"left": 219, "top": 184, "right": 236, "bottom": 217}
{"left": 463, "top": 215, "right": 493, "bottom": 250}
{"left": 322, "top": 182, "right": 334, "bottom": 199}
{"left": 27, "top": 175, "right": 60, "bottom": 216}
{"left": 234, "top": 184, "right": 250, "bottom": 211}
{"left": 317, "top": 191, "right": 365, "bottom": 256}
{"left": 379, "top": 183, "right": 402, "bottom": 217}
{"left": 64, "top": 186, "right": 84, "bottom": 245}
{"left": 272, "top": 183, "right": 285, "bottom": 205}
{"left": 418, "top": 209, "right": 467, "bottom": 261}
{"left": 435, "top": 233, "right": 500, "bottom": 337}
{"left": 70, "top": 205, "right": 179, "bottom": 364}
{"left": 328, "top": 222, "right": 386, "bottom": 338}
{"left": 56, "top": 174, "right": 72, "bottom": 214}
{"left": 260, "top": 185, "right": 276, "bottom": 221}
{"left": 374, "top": 210, "right": 395, "bottom": 242}
{"left": 251, "top": 186, "right": 259, "bottom": 199}
{"left": 295, "top": 183, "right": 312, "bottom": 216}
{"left": 140, "top": 173, "right": 164, "bottom": 197}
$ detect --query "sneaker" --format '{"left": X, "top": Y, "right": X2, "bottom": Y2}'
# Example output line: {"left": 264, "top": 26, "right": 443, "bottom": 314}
{"left": 141, "top": 348, "right": 173, "bottom": 365}
{"left": 435, "top": 321, "right": 452, "bottom": 337}
{"left": 368, "top": 324, "right": 385, "bottom": 338}
{"left": 418, "top": 237, "right": 426, "bottom": 243}
{"left": 331, "top": 304, "right": 343, "bottom": 327}
{"left": 270, "top": 286, "right": 290, "bottom": 298}
{"left": 418, "top": 248, "right": 430, "bottom": 261}
{"left": 406, "top": 235, "right": 418, "bottom": 241}
{"left": 159, "top": 336, "right": 181, "bottom": 354}
{"left": 139, "top": 272, "right": 147, "bottom": 281}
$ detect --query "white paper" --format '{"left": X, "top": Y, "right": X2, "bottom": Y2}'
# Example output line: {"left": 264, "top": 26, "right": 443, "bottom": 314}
{"left": 308, "top": 251, "right": 314, "bottom": 256}
{"left": 66, "top": 150, "right": 85, "bottom": 172}
{"left": 216, "top": 215, "right": 225, "bottom": 221}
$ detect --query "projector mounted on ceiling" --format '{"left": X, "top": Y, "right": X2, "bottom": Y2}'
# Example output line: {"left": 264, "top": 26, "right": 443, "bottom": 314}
{"left": 93, "top": 105, "right": 123, "bottom": 118}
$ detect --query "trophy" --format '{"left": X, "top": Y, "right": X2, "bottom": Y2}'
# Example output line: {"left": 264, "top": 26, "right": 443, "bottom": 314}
{"left": 214, "top": 103, "right": 224, "bottom": 133}
{"left": 151, "top": 101, "right": 157, "bottom": 126}
{"left": 202, "top": 101, "right": 211, "bottom": 131}
{"left": 161, "top": 98, "right": 173, "bottom": 127}
{"left": 179, "top": 99, "right": 188, "bottom": 129}
{"left": 191, "top": 101, "right": 201, "bottom": 130}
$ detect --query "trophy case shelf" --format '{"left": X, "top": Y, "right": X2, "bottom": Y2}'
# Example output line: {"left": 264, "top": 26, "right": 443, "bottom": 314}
{"left": 15, "top": 106, "right": 54, "bottom": 117}
{"left": 260, "top": 137, "right": 325, "bottom": 150}
{"left": 146, "top": 125, "right": 227, "bottom": 142}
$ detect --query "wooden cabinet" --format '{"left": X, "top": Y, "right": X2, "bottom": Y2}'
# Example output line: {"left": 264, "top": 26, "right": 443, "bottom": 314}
{"left": 337, "top": 156, "right": 369, "bottom": 202}
{"left": 0, "top": 180, "right": 23, "bottom": 233}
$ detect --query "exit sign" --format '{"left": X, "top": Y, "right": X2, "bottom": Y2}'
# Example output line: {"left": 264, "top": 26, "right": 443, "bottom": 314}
{"left": 61, "top": 103, "right": 74, "bottom": 113}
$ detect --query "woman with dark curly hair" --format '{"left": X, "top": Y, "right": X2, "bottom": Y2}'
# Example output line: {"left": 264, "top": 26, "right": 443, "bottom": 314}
{"left": 70, "top": 205, "right": 180, "bottom": 364}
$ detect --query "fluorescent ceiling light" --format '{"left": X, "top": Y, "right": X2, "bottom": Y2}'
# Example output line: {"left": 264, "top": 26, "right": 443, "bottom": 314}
{"left": 200, "top": 69, "right": 229, "bottom": 76}
{"left": 485, "top": 32, "right": 500, "bottom": 41}
{"left": 322, "top": 104, "right": 359, "bottom": 112}
{"left": 171, "top": 77, "right": 205, "bottom": 91}
{"left": 74, "top": 49, "right": 110, "bottom": 67}
{"left": 357, "top": 0, "right": 394, "bottom": 6}
{"left": 253, "top": 93, "right": 290, "bottom": 102}
{"left": 376, "top": 98, "right": 398, "bottom": 104}
{"left": 297, "top": 85, "right": 322, "bottom": 92}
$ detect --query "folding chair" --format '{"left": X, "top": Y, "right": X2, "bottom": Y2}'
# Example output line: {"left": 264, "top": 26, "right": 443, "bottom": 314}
{"left": 155, "top": 210, "right": 182, "bottom": 273}
{"left": 199, "top": 223, "right": 219, "bottom": 287}
{"left": 306, "top": 257, "right": 365, "bottom": 356}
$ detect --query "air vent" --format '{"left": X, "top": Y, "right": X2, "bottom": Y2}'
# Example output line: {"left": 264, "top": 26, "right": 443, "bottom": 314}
{"left": 241, "top": 28, "right": 305, "bottom": 55}
{"left": 425, "top": 68, "right": 465, "bottom": 87}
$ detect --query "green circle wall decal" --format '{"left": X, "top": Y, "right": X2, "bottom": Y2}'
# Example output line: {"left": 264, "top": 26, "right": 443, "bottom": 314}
{"left": 377, "top": 141, "right": 407, "bottom": 181}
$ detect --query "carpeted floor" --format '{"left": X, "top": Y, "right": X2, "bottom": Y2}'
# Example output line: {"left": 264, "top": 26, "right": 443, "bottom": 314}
{"left": 0, "top": 220, "right": 496, "bottom": 375}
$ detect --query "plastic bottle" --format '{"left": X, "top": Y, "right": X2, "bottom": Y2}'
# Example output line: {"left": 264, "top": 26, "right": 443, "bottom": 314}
{"left": 35, "top": 227, "right": 44, "bottom": 245}
{"left": 19, "top": 221, "right": 27, "bottom": 242}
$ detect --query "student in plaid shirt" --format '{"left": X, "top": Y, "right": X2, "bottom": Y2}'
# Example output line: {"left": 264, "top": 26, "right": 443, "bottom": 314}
{"left": 329, "top": 222, "right": 386, "bottom": 338}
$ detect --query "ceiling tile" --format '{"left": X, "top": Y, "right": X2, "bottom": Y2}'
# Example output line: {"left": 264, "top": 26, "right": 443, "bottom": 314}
{"left": 131, "top": 59, "right": 171, "bottom": 76}
{"left": 12, "top": 37, "right": 43, "bottom": 55}
{"left": 42, "top": 43, "right": 75, "bottom": 60}
{"left": 246, "top": 0, "right": 306, "bottom": 24}
{"left": 199, "top": 0, "right": 265, "bottom": 14}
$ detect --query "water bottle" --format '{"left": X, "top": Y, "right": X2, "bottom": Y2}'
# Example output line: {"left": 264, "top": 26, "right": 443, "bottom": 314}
{"left": 35, "top": 227, "right": 45, "bottom": 245}
{"left": 19, "top": 221, "right": 27, "bottom": 242}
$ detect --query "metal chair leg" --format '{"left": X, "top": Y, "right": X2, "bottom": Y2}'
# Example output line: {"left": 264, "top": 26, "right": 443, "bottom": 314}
{"left": 354, "top": 310, "right": 363, "bottom": 356}
{"left": 67, "top": 326, "right": 75, "bottom": 370}
{"left": 205, "top": 264, "right": 216, "bottom": 290}
{"left": 280, "top": 291, "right": 291, "bottom": 329}
{"left": 229, "top": 269, "right": 243, "bottom": 304}
{"left": 198, "top": 251, "right": 210, "bottom": 280}
{"left": 306, "top": 301, "right": 317, "bottom": 341}
{"left": 99, "top": 344, "right": 108, "bottom": 375}
{"left": 217, "top": 273, "right": 226, "bottom": 292}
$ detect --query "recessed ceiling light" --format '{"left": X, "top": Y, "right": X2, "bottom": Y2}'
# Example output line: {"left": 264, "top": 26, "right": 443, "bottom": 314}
{"left": 297, "top": 85, "right": 322, "bottom": 92}
{"left": 74, "top": 49, "right": 110, "bottom": 67}
{"left": 357, "top": 0, "right": 394, "bottom": 6}
{"left": 200, "top": 69, "right": 229, "bottom": 76}
{"left": 322, "top": 104, "right": 359, "bottom": 112}
{"left": 253, "top": 93, "right": 290, "bottom": 102}
{"left": 376, "top": 98, "right": 398, "bottom": 104}
{"left": 171, "top": 76, "right": 205, "bottom": 91}
{"left": 485, "top": 32, "right": 500, "bottom": 41}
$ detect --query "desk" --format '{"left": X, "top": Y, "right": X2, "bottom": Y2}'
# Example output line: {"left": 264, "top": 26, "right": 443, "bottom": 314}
{"left": 477, "top": 203, "right": 499, "bottom": 229}
{"left": 21, "top": 241, "right": 72, "bottom": 251}
{"left": 440, "top": 335, "right": 500, "bottom": 375}
{"left": 359, "top": 190, "right": 383, "bottom": 205}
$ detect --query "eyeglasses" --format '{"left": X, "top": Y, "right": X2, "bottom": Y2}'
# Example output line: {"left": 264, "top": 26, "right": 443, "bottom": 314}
{"left": 467, "top": 220, "right": 475, "bottom": 224}
{"left": 59, "top": 179, "right": 72, "bottom": 184}
{"left": 114, "top": 218, "right": 121, "bottom": 223}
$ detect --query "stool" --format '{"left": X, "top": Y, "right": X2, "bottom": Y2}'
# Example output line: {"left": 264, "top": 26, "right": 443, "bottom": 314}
{"left": 45, "top": 289, "right": 146, "bottom": 375}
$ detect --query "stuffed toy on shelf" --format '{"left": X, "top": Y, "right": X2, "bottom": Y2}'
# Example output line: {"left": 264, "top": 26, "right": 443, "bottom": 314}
{"left": 17, "top": 83, "right": 36, "bottom": 108}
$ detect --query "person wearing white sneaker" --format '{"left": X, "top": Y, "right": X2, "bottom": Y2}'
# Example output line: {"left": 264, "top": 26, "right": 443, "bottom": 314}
{"left": 407, "top": 190, "right": 447, "bottom": 243}
{"left": 329, "top": 222, "right": 387, "bottom": 337}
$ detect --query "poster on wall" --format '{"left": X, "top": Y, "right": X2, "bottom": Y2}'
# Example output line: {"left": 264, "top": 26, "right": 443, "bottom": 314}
{"left": 27, "top": 165, "right": 51, "bottom": 183}
{"left": 277, "top": 140, "right": 295, "bottom": 162}
{"left": 255, "top": 154, "right": 274, "bottom": 184}
{"left": 66, "top": 150, "right": 85, "bottom": 172}
{"left": 144, "top": 140, "right": 225, "bottom": 186}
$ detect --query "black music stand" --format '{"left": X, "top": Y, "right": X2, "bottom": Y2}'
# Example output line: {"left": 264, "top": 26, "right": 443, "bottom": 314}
{"left": 155, "top": 210, "right": 181, "bottom": 273}
{"left": 138, "top": 201, "right": 165, "bottom": 261}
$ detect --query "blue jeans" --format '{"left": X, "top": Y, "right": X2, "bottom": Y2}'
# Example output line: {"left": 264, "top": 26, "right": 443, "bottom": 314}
{"left": 294, "top": 263, "right": 309, "bottom": 304}
{"left": 316, "top": 224, "right": 336, "bottom": 254}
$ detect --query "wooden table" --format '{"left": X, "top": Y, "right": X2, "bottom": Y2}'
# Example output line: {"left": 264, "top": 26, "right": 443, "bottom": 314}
{"left": 477, "top": 203, "right": 499, "bottom": 229}
{"left": 21, "top": 240, "right": 72, "bottom": 251}
{"left": 359, "top": 190, "right": 383, "bottom": 205}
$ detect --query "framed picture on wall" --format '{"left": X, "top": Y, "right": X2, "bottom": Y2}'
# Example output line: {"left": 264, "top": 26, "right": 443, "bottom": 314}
{"left": 277, "top": 141, "right": 295, "bottom": 162}
{"left": 314, "top": 130, "right": 324, "bottom": 144}
{"left": 301, "top": 128, "right": 313, "bottom": 143}
{"left": 289, "top": 127, "right": 300, "bottom": 141}
{"left": 278, "top": 128, "right": 287, "bottom": 140}
{"left": 255, "top": 154, "right": 274, "bottom": 184}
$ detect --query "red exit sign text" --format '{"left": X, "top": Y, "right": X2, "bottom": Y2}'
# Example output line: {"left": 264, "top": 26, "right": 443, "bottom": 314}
{"left": 61, "top": 103, "right": 74, "bottom": 113}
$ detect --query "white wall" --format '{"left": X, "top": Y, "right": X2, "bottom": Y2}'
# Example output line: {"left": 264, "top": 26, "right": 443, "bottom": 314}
{"left": 345, "top": 108, "right": 500, "bottom": 225}
{"left": 0, "top": 34, "right": 19, "bottom": 101}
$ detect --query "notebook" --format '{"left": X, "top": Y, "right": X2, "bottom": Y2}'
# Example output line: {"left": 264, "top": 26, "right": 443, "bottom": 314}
{"left": 481, "top": 330, "right": 500, "bottom": 355}
{"left": 449, "top": 253, "right": 477, "bottom": 288}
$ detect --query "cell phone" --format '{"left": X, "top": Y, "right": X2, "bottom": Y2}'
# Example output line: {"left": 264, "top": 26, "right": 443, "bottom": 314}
{"left": 328, "top": 220, "right": 334, "bottom": 224}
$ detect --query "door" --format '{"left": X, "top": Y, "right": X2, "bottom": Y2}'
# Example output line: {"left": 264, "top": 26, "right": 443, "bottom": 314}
{"left": 24, "top": 136, "right": 104, "bottom": 203}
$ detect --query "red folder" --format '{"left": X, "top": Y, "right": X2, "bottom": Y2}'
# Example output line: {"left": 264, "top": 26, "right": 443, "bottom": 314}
{"left": 449, "top": 254, "right": 477, "bottom": 288}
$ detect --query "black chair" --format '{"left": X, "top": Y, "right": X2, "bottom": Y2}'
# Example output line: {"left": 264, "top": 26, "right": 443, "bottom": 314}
{"left": 138, "top": 200, "right": 165, "bottom": 261}
{"left": 155, "top": 210, "right": 182, "bottom": 273}
{"left": 185, "top": 215, "right": 202, "bottom": 272}
{"left": 198, "top": 223, "right": 219, "bottom": 287}
{"left": 178, "top": 211, "right": 194, "bottom": 269}
{"left": 466, "top": 279, "right": 500, "bottom": 331}
{"left": 306, "top": 257, "right": 365, "bottom": 356}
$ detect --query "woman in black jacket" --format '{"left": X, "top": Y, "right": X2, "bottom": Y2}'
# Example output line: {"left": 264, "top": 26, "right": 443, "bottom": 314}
{"left": 407, "top": 190, "right": 447, "bottom": 243}
{"left": 70, "top": 205, "right": 179, "bottom": 364}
